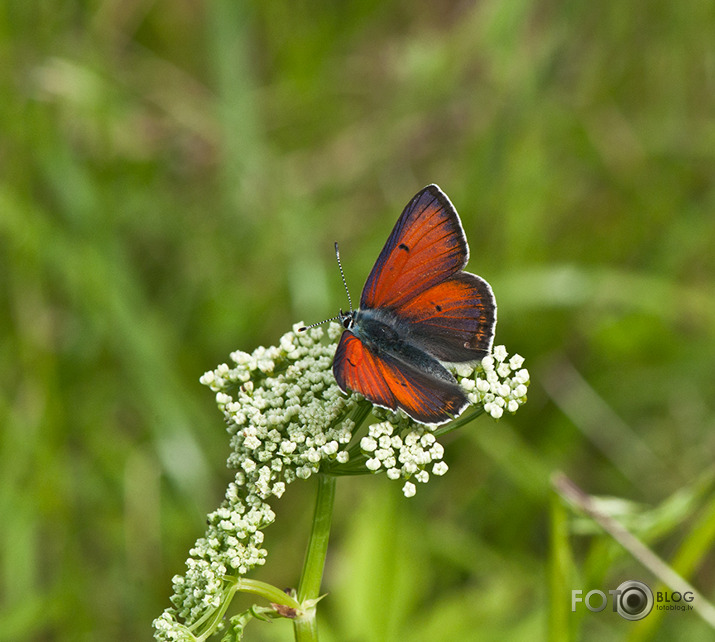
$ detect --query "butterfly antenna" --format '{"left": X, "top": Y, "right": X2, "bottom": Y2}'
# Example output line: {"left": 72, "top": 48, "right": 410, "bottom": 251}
{"left": 297, "top": 242, "right": 353, "bottom": 333}
{"left": 298, "top": 315, "right": 341, "bottom": 332}
{"left": 334, "top": 241, "right": 353, "bottom": 312}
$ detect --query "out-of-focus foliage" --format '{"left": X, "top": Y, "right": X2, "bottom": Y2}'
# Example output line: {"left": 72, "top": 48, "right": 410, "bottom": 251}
{"left": 1, "top": 1, "right": 713, "bottom": 640}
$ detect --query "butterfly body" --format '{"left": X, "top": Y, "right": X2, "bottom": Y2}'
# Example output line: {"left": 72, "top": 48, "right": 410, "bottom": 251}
{"left": 339, "top": 307, "right": 458, "bottom": 387}
{"left": 331, "top": 184, "right": 497, "bottom": 425}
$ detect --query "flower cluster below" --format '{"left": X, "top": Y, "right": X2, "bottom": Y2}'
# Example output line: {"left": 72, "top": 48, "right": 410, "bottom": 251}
{"left": 154, "top": 323, "right": 529, "bottom": 640}
{"left": 356, "top": 343, "right": 529, "bottom": 495}
{"left": 457, "top": 344, "right": 529, "bottom": 419}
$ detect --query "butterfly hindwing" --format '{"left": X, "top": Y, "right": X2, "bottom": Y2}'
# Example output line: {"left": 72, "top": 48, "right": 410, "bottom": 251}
{"left": 333, "top": 329, "right": 469, "bottom": 425}
{"left": 396, "top": 271, "right": 497, "bottom": 362}
{"left": 360, "top": 185, "right": 468, "bottom": 310}
{"left": 375, "top": 351, "right": 469, "bottom": 424}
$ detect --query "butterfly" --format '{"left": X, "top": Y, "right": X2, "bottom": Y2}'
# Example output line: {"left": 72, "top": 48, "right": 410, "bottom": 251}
{"left": 305, "top": 184, "right": 497, "bottom": 425}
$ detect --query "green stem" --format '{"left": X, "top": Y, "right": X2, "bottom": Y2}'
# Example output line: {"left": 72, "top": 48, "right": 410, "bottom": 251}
{"left": 293, "top": 474, "right": 337, "bottom": 642}
{"left": 236, "top": 577, "right": 301, "bottom": 609}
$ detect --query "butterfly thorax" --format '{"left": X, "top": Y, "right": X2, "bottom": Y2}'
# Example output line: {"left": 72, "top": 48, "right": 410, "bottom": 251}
{"left": 350, "top": 308, "right": 399, "bottom": 344}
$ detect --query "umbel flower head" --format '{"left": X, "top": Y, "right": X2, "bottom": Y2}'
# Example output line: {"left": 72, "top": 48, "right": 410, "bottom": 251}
{"left": 153, "top": 322, "right": 528, "bottom": 640}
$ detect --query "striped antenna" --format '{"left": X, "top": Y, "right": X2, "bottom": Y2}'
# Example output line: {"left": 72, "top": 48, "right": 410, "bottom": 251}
{"left": 298, "top": 242, "right": 353, "bottom": 332}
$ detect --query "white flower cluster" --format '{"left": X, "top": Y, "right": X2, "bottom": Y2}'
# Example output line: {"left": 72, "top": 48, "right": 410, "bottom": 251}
{"left": 154, "top": 323, "right": 358, "bottom": 640}
{"left": 360, "top": 422, "right": 449, "bottom": 497}
{"left": 356, "top": 346, "right": 529, "bottom": 496}
{"left": 154, "top": 326, "right": 529, "bottom": 639}
{"left": 207, "top": 324, "right": 356, "bottom": 496}
{"left": 153, "top": 493, "right": 275, "bottom": 639}
{"left": 455, "top": 345, "right": 529, "bottom": 420}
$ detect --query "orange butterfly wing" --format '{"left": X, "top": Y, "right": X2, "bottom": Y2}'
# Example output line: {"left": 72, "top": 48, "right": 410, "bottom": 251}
{"left": 333, "top": 332, "right": 395, "bottom": 410}
{"left": 333, "top": 331, "right": 468, "bottom": 424}
{"left": 360, "top": 185, "right": 468, "bottom": 310}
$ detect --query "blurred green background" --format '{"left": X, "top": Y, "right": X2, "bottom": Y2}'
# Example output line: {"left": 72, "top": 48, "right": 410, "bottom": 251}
{"left": 2, "top": 1, "right": 714, "bottom": 640}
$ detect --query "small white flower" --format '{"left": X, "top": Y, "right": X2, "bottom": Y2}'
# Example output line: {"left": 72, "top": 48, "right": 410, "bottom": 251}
{"left": 295, "top": 466, "right": 313, "bottom": 479}
{"left": 243, "top": 435, "right": 261, "bottom": 450}
{"left": 513, "top": 384, "right": 528, "bottom": 398}
{"left": 382, "top": 456, "right": 397, "bottom": 469}
{"left": 216, "top": 392, "right": 232, "bottom": 405}
{"left": 497, "top": 363, "right": 512, "bottom": 378}
{"left": 402, "top": 482, "right": 416, "bottom": 498}
{"left": 280, "top": 441, "right": 297, "bottom": 454}
{"left": 432, "top": 461, "right": 449, "bottom": 476}
{"left": 378, "top": 435, "right": 393, "bottom": 449}
{"left": 402, "top": 461, "right": 418, "bottom": 475}
{"left": 460, "top": 378, "right": 475, "bottom": 391}
{"left": 429, "top": 442, "right": 444, "bottom": 459}
{"left": 486, "top": 403, "right": 503, "bottom": 419}
{"left": 321, "top": 441, "right": 338, "bottom": 455}
{"left": 495, "top": 383, "right": 511, "bottom": 397}
{"left": 454, "top": 363, "right": 474, "bottom": 377}
{"left": 366, "top": 458, "right": 382, "bottom": 471}
{"left": 492, "top": 345, "right": 508, "bottom": 362}
{"left": 370, "top": 446, "right": 386, "bottom": 460}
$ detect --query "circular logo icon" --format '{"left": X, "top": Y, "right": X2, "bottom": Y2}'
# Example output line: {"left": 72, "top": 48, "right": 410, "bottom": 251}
{"left": 615, "top": 580, "right": 654, "bottom": 621}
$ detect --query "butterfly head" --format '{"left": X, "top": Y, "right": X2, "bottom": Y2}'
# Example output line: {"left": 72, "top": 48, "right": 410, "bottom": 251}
{"left": 338, "top": 308, "right": 355, "bottom": 330}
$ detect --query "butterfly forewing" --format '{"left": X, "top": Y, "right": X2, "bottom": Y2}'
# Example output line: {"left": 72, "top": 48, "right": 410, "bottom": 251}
{"left": 360, "top": 185, "right": 468, "bottom": 310}
{"left": 333, "top": 332, "right": 395, "bottom": 409}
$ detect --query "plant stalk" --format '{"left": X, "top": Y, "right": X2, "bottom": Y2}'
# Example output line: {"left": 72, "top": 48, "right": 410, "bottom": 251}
{"left": 293, "top": 473, "right": 337, "bottom": 641}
